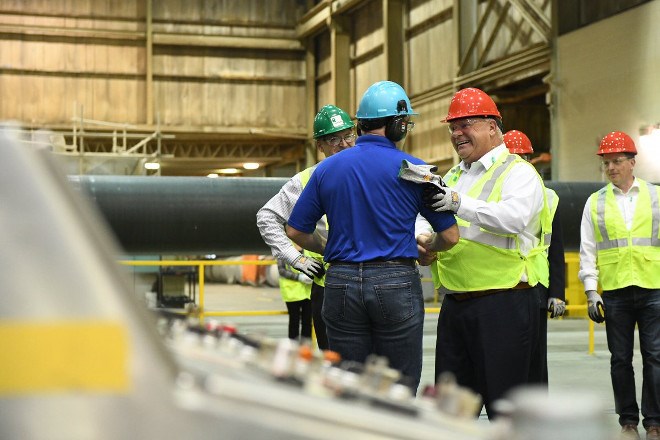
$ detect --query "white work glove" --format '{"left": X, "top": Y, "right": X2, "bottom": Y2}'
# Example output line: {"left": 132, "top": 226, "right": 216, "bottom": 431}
{"left": 292, "top": 254, "right": 325, "bottom": 279}
{"left": 425, "top": 187, "right": 461, "bottom": 213}
{"left": 586, "top": 290, "right": 605, "bottom": 323}
{"left": 547, "top": 297, "right": 566, "bottom": 318}
{"left": 297, "top": 273, "right": 314, "bottom": 285}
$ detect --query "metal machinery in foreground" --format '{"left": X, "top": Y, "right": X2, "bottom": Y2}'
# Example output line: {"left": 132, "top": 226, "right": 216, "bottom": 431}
{"left": 1, "top": 130, "right": 613, "bottom": 439}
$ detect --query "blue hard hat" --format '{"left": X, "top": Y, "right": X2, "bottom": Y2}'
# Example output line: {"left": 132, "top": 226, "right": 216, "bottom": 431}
{"left": 356, "top": 81, "right": 418, "bottom": 119}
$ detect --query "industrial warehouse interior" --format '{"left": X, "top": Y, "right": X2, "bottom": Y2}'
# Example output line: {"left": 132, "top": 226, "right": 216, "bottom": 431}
{"left": 1, "top": 0, "right": 659, "bottom": 439}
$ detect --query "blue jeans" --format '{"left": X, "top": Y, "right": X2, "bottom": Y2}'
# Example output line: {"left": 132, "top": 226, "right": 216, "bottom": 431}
{"left": 322, "top": 262, "right": 425, "bottom": 392}
{"left": 603, "top": 286, "right": 660, "bottom": 429}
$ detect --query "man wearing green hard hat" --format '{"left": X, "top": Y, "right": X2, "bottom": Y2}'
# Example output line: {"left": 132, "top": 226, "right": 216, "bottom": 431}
{"left": 257, "top": 104, "right": 355, "bottom": 350}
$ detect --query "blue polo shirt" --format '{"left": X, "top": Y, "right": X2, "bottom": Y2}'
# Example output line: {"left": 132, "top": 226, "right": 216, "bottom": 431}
{"left": 287, "top": 134, "right": 456, "bottom": 262}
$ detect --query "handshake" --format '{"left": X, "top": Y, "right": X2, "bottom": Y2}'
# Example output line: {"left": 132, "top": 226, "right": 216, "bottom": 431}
{"left": 398, "top": 160, "right": 461, "bottom": 212}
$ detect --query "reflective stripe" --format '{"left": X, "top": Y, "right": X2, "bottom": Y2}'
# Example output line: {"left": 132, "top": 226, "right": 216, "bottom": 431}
{"left": 460, "top": 155, "right": 518, "bottom": 250}
{"left": 596, "top": 189, "right": 609, "bottom": 242}
{"left": 596, "top": 237, "right": 629, "bottom": 250}
{"left": 646, "top": 181, "right": 660, "bottom": 246}
{"left": 458, "top": 225, "right": 516, "bottom": 249}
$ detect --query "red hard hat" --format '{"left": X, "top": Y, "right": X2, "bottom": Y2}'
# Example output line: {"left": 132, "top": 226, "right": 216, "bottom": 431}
{"left": 442, "top": 87, "right": 502, "bottom": 122}
{"left": 597, "top": 131, "right": 637, "bottom": 155}
{"left": 504, "top": 130, "right": 533, "bottom": 154}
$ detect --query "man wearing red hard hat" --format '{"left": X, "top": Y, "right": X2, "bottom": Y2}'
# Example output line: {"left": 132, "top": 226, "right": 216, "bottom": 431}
{"left": 504, "top": 129, "right": 566, "bottom": 387}
{"left": 413, "top": 88, "right": 552, "bottom": 419}
{"left": 579, "top": 131, "right": 660, "bottom": 440}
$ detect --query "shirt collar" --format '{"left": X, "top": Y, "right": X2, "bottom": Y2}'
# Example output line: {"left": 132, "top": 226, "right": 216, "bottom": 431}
{"left": 459, "top": 143, "right": 507, "bottom": 172}
{"left": 356, "top": 134, "right": 397, "bottom": 149}
{"left": 612, "top": 177, "right": 639, "bottom": 195}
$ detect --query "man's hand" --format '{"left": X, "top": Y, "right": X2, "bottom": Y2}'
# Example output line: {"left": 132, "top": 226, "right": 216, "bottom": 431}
{"left": 547, "top": 297, "right": 566, "bottom": 318}
{"left": 416, "top": 233, "right": 438, "bottom": 266}
{"left": 297, "top": 273, "right": 314, "bottom": 285}
{"left": 586, "top": 290, "right": 605, "bottom": 323}
{"left": 425, "top": 188, "right": 461, "bottom": 212}
{"left": 292, "top": 254, "right": 325, "bottom": 279}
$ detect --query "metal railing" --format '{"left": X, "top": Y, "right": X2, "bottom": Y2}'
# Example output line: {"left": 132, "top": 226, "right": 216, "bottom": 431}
{"left": 119, "top": 259, "right": 600, "bottom": 354}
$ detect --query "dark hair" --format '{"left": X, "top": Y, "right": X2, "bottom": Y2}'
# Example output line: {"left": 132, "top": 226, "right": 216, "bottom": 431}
{"left": 357, "top": 117, "right": 389, "bottom": 132}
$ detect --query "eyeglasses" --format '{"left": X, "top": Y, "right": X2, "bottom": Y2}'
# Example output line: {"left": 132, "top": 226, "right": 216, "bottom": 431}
{"left": 448, "top": 118, "right": 490, "bottom": 134}
{"left": 324, "top": 133, "right": 356, "bottom": 147}
{"left": 405, "top": 121, "right": 416, "bottom": 132}
{"left": 600, "top": 157, "right": 631, "bottom": 169}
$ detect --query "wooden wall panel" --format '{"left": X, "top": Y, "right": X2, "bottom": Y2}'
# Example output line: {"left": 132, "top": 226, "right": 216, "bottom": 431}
{"left": 406, "top": 0, "right": 454, "bottom": 96}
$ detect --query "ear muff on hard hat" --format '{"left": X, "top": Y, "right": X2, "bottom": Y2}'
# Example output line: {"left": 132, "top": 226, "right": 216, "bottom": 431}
{"left": 504, "top": 130, "right": 533, "bottom": 154}
{"left": 313, "top": 105, "right": 355, "bottom": 139}
{"left": 442, "top": 87, "right": 502, "bottom": 122}
{"left": 597, "top": 131, "right": 637, "bottom": 156}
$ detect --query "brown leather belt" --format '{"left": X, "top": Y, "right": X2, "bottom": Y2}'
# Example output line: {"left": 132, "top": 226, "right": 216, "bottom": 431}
{"left": 450, "top": 282, "right": 532, "bottom": 302}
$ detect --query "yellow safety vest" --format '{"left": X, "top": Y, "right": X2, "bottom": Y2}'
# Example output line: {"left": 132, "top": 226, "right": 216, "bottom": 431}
{"left": 431, "top": 151, "right": 551, "bottom": 291}
{"left": 299, "top": 166, "right": 329, "bottom": 286}
{"left": 279, "top": 263, "right": 312, "bottom": 302}
{"left": 590, "top": 179, "right": 660, "bottom": 290}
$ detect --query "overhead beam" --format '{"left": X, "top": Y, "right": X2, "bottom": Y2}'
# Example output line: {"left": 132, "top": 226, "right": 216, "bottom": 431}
{"left": 152, "top": 33, "right": 303, "bottom": 51}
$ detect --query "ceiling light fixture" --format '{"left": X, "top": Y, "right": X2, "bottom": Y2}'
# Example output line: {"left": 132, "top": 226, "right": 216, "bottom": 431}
{"left": 218, "top": 168, "right": 240, "bottom": 174}
{"left": 144, "top": 162, "right": 160, "bottom": 170}
{"left": 243, "top": 162, "right": 260, "bottom": 170}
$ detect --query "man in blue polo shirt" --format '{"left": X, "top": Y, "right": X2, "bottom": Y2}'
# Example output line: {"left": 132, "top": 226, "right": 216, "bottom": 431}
{"left": 286, "top": 81, "right": 458, "bottom": 393}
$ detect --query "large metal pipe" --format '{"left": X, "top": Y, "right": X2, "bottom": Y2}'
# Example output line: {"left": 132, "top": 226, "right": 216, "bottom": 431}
{"left": 71, "top": 176, "right": 288, "bottom": 255}
{"left": 72, "top": 176, "right": 608, "bottom": 255}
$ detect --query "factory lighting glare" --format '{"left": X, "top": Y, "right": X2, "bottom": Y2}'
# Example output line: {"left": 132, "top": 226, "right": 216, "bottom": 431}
{"left": 144, "top": 162, "right": 160, "bottom": 170}
{"left": 207, "top": 173, "right": 219, "bottom": 178}
{"left": 243, "top": 162, "right": 260, "bottom": 170}
{"left": 218, "top": 168, "right": 240, "bottom": 174}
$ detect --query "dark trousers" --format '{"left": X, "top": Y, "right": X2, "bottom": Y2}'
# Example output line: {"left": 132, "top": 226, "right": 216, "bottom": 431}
{"left": 529, "top": 287, "right": 549, "bottom": 385}
{"left": 311, "top": 282, "right": 328, "bottom": 350}
{"left": 285, "top": 298, "right": 312, "bottom": 341}
{"left": 435, "top": 286, "right": 540, "bottom": 419}
{"left": 603, "top": 286, "right": 660, "bottom": 429}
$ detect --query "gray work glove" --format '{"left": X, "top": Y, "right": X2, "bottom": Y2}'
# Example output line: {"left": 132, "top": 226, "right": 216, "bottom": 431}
{"left": 398, "top": 160, "right": 447, "bottom": 198}
{"left": 426, "top": 188, "right": 461, "bottom": 213}
{"left": 297, "top": 273, "right": 314, "bottom": 285}
{"left": 292, "top": 254, "right": 325, "bottom": 279}
{"left": 586, "top": 290, "right": 605, "bottom": 323}
{"left": 547, "top": 297, "right": 566, "bottom": 318}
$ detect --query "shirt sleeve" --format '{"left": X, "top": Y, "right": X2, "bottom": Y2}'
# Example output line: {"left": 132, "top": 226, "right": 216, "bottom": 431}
{"left": 578, "top": 195, "right": 599, "bottom": 292}
{"left": 414, "top": 213, "right": 433, "bottom": 236}
{"left": 256, "top": 174, "right": 306, "bottom": 265}
{"left": 287, "top": 172, "right": 324, "bottom": 234}
{"left": 455, "top": 162, "right": 544, "bottom": 234}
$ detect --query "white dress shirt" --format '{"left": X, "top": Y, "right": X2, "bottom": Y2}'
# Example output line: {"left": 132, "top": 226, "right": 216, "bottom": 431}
{"left": 578, "top": 178, "right": 640, "bottom": 292}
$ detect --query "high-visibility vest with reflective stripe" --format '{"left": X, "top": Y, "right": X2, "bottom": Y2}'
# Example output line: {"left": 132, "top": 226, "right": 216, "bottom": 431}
{"left": 279, "top": 263, "right": 312, "bottom": 302}
{"left": 299, "top": 166, "right": 329, "bottom": 286}
{"left": 590, "top": 179, "right": 660, "bottom": 290}
{"left": 433, "top": 151, "right": 550, "bottom": 291}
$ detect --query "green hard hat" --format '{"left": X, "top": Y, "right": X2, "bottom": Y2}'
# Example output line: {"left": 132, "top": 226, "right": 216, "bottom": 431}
{"left": 313, "top": 105, "right": 355, "bottom": 139}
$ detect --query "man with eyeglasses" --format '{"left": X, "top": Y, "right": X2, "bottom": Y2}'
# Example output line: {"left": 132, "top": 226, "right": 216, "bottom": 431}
{"left": 578, "top": 131, "right": 660, "bottom": 440}
{"left": 286, "top": 81, "right": 459, "bottom": 394}
{"left": 414, "top": 87, "right": 551, "bottom": 419}
{"left": 257, "top": 104, "right": 356, "bottom": 350}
